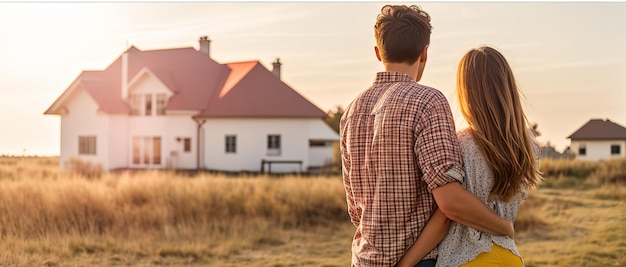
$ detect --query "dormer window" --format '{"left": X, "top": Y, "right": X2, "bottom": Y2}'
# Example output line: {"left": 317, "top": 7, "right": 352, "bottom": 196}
{"left": 130, "top": 93, "right": 168, "bottom": 116}
{"left": 145, "top": 94, "right": 152, "bottom": 115}
{"left": 130, "top": 95, "right": 141, "bottom": 115}
{"left": 156, "top": 94, "right": 167, "bottom": 115}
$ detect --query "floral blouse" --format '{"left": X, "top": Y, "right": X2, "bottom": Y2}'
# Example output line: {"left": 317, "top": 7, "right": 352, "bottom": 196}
{"left": 435, "top": 128, "right": 536, "bottom": 267}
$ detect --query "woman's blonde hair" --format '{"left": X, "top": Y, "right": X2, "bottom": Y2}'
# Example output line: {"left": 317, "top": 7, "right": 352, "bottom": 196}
{"left": 457, "top": 46, "right": 542, "bottom": 202}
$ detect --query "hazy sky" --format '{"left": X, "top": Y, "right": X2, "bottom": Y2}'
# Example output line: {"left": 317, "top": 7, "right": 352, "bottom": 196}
{"left": 0, "top": 2, "right": 624, "bottom": 155}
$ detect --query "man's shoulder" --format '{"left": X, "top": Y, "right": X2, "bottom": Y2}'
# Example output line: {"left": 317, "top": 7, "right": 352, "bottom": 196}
{"left": 391, "top": 82, "right": 447, "bottom": 104}
{"left": 371, "top": 80, "right": 441, "bottom": 101}
{"left": 415, "top": 83, "right": 446, "bottom": 99}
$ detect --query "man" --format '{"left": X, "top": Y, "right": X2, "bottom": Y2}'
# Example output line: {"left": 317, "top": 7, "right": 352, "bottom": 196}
{"left": 340, "top": 5, "right": 514, "bottom": 267}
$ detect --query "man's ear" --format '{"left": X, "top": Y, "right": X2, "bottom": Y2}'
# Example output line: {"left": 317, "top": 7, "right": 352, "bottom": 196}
{"left": 419, "top": 45, "right": 429, "bottom": 63}
{"left": 374, "top": 46, "right": 382, "bottom": 62}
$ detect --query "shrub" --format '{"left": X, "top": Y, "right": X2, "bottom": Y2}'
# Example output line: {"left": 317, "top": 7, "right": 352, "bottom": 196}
{"left": 65, "top": 157, "right": 103, "bottom": 179}
{"left": 540, "top": 159, "right": 597, "bottom": 179}
{"left": 540, "top": 158, "right": 626, "bottom": 188}
{"left": 588, "top": 158, "right": 626, "bottom": 185}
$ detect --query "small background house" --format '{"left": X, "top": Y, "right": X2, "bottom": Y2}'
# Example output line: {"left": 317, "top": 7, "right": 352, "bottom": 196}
{"left": 45, "top": 36, "right": 339, "bottom": 173}
{"left": 568, "top": 118, "right": 626, "bottom": 161}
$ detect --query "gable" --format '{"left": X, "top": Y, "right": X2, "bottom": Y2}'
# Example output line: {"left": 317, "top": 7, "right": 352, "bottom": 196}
{"left": 45, "top": 71, "right": 130, "bottom": 115}
{"left": 52, "top": 83, "right": 113, "bottom": 116}
{"left": 65, "top": 85, "right": 100, "bottom": 114}
{"left": 128, "top": 68, "right": 173, "bottom": 96}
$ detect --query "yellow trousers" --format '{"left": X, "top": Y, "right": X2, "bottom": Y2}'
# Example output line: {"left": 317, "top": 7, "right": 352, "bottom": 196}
{"left": 460, "top": 243, "right": 523, "bottom": 267}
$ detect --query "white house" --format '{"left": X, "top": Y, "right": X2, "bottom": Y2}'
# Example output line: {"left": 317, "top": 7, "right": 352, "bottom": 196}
{"left": 45, "top": 36, "right": 339, "bottom": 173}
{"left": 568, "top": 118, "right": 626, "bottom": 161}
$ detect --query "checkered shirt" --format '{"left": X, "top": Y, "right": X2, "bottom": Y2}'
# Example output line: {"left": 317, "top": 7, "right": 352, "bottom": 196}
{"left": 340, "top": 72, "right": 464, "bottom": 266}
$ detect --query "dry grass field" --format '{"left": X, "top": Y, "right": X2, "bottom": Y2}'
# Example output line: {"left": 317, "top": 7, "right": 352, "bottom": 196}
{"left": 0, "top": 156, "right": 623, "bottom": 267}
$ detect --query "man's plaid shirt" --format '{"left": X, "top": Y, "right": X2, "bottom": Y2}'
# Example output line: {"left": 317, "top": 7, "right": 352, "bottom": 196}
{"left": 340, "top": 72, "right": 464, "bottom": 266}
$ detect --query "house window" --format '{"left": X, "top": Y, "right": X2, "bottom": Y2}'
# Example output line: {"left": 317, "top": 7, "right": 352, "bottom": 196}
{"left": 144, "top": 94, "right": 153, "bottom": 116}
{"left": 132, "top": 136, "right": 161, "bottom": 165}
{"left": 267, "top": 134, "right": 281, "bottom": 156}
{"left": 611, "top": 145, "right": 621, "bottom": 155}
{"left": 578, "top": 145, "right": 586, "bottom": 156}
{"left": 130, "top": 93, "right": 168, "bottom": 116}
{"left": 225, "top": 135, "right": 237, "bottom": 153}
{"left": 309, "top": 140, "right": 330, "bottom": 147}
{"left": 78, "top": 136, "right": 96, "bottom": 155}
{"left": 183, "top": 138, "right": 191, "bottom": 153}
{"left": 130, "top": 95, "right": 141, "bottom": 115}
{"left": 156, "top": 94, "right": 167, "bottom": 115}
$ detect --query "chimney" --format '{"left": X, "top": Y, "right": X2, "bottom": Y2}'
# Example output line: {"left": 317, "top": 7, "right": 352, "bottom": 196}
{"left": 272, "top": 58, "right": 282, "bottom": 79}
{"left": 198, "top": 36, "right": 211, "bottom": 57}
{"left": 121, "top": 51, "right": 129, "bottom": 100}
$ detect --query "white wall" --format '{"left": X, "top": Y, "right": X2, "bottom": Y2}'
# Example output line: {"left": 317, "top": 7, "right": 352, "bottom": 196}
{"left": 570, "top": 140, "right": 626, "bottom": 161}
{"left": 308, "top": 119, "right": 340, "bottom": 140}
{"left": 202, "top": 118, "right": 337, "bottom": 173}
{"left": 108, "top": 115, "right": 129, "bottom": 170}
{"left": 165, "top": 115, "right": 199, "bottom": 170}
{"left": 308, "top": 146, "right": 334, "bottom": 167}
{"left": 307, "top": 120, "right": 339, "bottom": 167}
{"left": 60, "top": 89, "right": 110, "bottom": 170}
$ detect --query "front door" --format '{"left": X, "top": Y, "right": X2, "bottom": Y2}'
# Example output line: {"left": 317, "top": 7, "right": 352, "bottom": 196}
{"left": 132, "top": 136, "right": 162, "bottom": 167}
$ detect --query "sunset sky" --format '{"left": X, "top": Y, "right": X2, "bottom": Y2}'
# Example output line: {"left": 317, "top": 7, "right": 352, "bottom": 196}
{"left": 0, "top": 2, "right": 624, "bottom": 156}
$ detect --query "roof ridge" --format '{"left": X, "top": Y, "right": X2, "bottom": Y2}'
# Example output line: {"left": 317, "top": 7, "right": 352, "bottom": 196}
{"left": 141, "top": 46, "right": 195, "bottom": 52}
{"left": 226, "top": 60, "right": 260, "bottom": 65}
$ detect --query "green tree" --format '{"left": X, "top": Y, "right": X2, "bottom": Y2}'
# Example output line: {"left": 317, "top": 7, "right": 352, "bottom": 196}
{"left": 325, "top": 106, "right": 344, "bottom": 133}
{"left": 531, "top": 122, "right": 541, "bottom": 137}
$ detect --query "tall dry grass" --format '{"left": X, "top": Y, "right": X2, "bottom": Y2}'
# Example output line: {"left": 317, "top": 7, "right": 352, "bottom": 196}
{"left": 515, "top": 186, "right": 625, "bottom": 267}
{"left": 0, "top": 156, "right": 624, "bottom": 266}
{"left": 539, "top": 157, "right": 626, "bottom": 188}
{"left": 0, "top": 156, "right": 349, "bottom": 266}
{"left": 515, "top": 157, "right": 626, "bottom": 267}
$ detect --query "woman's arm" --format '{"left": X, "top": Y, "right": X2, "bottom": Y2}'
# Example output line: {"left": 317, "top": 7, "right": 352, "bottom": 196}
{"left": 396, "top": 208, "right": 452, "bottom": 267}
{"left": 433, "top": 181, "right": 514, "bottom": 238}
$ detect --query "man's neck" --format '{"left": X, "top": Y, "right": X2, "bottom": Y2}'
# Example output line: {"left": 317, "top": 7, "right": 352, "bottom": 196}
{"left": 383, "top": 62, "right": 419, "bottom": 81}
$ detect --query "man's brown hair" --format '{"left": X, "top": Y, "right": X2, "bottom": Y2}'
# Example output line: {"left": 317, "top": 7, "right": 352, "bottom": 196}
{"left": 374, "top": 5, "right": 432, "bottom": 65}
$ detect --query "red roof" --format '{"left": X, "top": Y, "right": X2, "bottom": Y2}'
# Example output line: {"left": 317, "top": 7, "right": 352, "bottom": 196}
{"left": 45, "top": 45, "right": 326, "bottom": 118}
{"left": 568, "top": 119, "right": 626, "bottom": 140}
{"left": 82, "top": 79, "right": 130, "bottom": 114}
{"left": 198, "top": 61, "right": 326, "bottom": 118}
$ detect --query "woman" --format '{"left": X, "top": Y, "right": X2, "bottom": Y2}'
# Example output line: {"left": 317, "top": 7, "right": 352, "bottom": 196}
{"left": 396, "top": 46, "right": 543, "bottom": 267}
